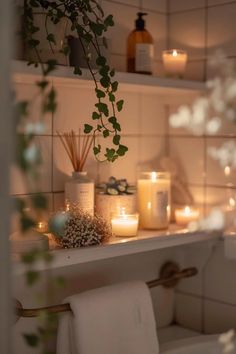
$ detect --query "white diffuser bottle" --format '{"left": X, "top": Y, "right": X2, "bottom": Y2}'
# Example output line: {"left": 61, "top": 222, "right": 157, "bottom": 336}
{"left": 65, "top": 171, "right": 94, "bottom": 216}
{"left": 57, "top": 130, "right": 94, "bottom": 216}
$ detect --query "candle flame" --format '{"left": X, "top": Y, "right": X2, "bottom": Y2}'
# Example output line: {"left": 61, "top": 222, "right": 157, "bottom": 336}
{"left": 224, "top": 166, "right": 231, "bottom": 176}
{"left": 147, "top": 202, "right": 151, "bottom": 210}
{"left": 229, "top": 198, "right": 236, "bottom": 207}
{"left": 184, "top": 206, "right": 191, "bottom": 215}
{"left": 151, "top": 171, "right": 157, "bottom": 181}
{"left": 172, "top": 50, "right": 178, "bottom": 57}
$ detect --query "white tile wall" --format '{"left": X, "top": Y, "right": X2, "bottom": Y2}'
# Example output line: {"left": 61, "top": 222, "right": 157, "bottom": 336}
{"left": 175, "top": 293, "right": 203, "bottom": 331}
{"left": 168, "top": 10, "right": 206, "bottom": 61}
{"left": 204, "top": 300, "right": 236, "bottom": 333}
{"left": 169, "top": 0, "right": 206, "bottom": 13}
{"left": 169, "top": 137, "right": 205, "bottom": 185}
{"left": 207, "top": 3, "right": 236, "bottom": 57}
{"left": 206, "top": 138, "right": 236, "bottom": 187}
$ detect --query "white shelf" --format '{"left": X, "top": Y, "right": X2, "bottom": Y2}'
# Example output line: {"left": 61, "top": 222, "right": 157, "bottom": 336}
{"left": 12, "top": 60, "right": 206, "bottom": 95}
{"left": 13, "top": 226, "right": 220, "bottom": 276}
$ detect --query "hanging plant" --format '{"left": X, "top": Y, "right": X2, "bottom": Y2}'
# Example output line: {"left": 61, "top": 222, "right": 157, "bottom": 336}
{"left": 22, "top": 0, "right": 128, "bottom": 162}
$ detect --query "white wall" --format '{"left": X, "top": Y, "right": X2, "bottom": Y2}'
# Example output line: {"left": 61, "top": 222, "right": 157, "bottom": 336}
{"left": 168, "top": 0, "right": 236, "bottom": 334}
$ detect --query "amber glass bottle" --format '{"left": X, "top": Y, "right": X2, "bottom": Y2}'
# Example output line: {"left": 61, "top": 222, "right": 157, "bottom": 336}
{"left": 127, "top": 12, "right": 154, "bottom": 75}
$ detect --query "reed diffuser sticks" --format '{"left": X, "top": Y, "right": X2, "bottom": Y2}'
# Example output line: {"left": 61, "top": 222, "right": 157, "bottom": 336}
{"left": 57, "top": 130, "right": 93, "bottom": 172}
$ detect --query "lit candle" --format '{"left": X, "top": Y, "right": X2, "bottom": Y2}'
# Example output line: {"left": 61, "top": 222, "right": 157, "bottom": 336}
{"left": 36, "top": 221, "right": 48, "bottom": 233}
{"left": 162, "top": 49, "right": 188, "bottom": 77}
{"left": 138, "top": 172, "right": 171, "bottom": 230}
{"left": 175, "top": 206, "right": 200, "bottom": 226}
{"left": 111, "top": 211, "right": 139, "bottom": 237}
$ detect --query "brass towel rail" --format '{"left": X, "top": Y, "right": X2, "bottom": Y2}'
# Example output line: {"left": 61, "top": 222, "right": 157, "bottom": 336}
{"left": 15, "top": 262, "right": 198, "bottom": 320}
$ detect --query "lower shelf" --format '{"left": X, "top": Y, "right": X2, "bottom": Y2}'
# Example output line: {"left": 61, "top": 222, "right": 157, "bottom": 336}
{"left": 13, "top": 225, "right": 220, "bottom": 275}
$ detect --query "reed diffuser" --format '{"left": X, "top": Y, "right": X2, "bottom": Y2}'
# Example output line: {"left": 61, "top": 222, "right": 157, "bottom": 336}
{"left": 57, "top": 130, "right": 95, "bottom": 215}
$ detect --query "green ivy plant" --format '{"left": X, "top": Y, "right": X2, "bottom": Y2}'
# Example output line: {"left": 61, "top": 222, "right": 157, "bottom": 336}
{"left": 15, "top": 1, "right": 128, "bottom": 352}
{"left": 23, "top": 0, "right": 128, "bottom": 162}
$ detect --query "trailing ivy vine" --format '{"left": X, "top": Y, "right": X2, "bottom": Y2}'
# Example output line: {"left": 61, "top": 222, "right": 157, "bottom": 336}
{"left": 23, "top": 0, "right": 128, "bottom": 162}
{"left": 14, "top": 1, "right": 127, "bottom": 351}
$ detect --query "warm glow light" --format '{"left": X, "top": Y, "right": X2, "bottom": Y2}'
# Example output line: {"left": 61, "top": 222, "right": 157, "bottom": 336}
{"left": 147, "top": 202, "right": 151, "bottom": 210}
{"left": 224, "top": 166, "right": 231, "bottom": 176}
{"left": 172, "top": 50, "right": 178, "bottom": 57}
{"left": 111, "top": 212, "right": 139, "bottom": 237}
{"left": 175, "top": 206, "right": 200, "bottom": 226}
{"left": 151, "top": 171, "right": 157, "bottom": 182}
{"left": 229, "top": 198, "right": 236, "bottom": 208}
{"left": 184, "top": 206, "right": 191, "bottom": 215}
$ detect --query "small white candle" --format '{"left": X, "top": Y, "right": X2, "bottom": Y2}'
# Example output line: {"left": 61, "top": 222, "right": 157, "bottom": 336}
{"left": 111, "top": 212, "right": 139, "bottom": 237}
{"left": 162, "top": 49, "right": 188, "bottom": 77}
{"left": 175, "top": 206, "right": 200, "bottom": 226}
{"left": 36, "top": 221, "right": 48, "bottom": 233}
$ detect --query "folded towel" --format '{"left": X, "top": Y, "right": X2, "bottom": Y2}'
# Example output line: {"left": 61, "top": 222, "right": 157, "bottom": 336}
{"left": 57, "top": 281, "right": 159, "bottom": 354}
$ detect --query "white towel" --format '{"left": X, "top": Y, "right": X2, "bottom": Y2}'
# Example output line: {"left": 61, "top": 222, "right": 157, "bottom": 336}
{"left": 57, "top": 281, "right": 159, "bottom": 354}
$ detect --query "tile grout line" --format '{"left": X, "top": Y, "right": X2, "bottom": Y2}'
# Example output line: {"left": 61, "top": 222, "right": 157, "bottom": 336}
{"left": 168, "top": 0, "right": 236, "bottom": 15}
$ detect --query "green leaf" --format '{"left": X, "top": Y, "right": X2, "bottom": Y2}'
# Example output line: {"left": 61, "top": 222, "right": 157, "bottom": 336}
{"left": 116, "top": 99, "right": 124, "bottom": 112}
{"left": 108, "top": 93, "right": 115, "bottom": 102}
{"left": 31, "top": 194, "right": 48, "bottom": 210}
{"left": 95, "top": 102, "right": 109, "bottom": 117}
{"left": 44, "top": 87, "right": 57, "bottom": 113}
{"left": 23, "top": 333, "right": 39, "bottom": 347}
{"left": 26, "top": 270, "right": 40, "bottom": 286}
{"left": 117, "top": 144, "right": 128, "bottom": 156}
{"left": 84, "top": 124, "right": 93, "bottom": 133}
{"left": 74, "top": 66, "right": 82, "bottom": 75}
{"left": 95, "top": 89, "right": 105, "bottom": 98}
{"left": 20, "top": 216, "right": 36, "bottom": 232}
{"left": 113, "top": 134, "right": 120, "bottom": 145}
{"left": 110, "top": 69, "right": 115, "bottom": 77}
{"left": 21, "top": 250, "right": 38, "bottom": 265}
{"left": 103, "top": 129, "right": 109, "bottom": 138}
{"left": 105, "top": 148, "right": 115, "bottom": 160}
{"left": 111, "top": 81, "right": 118, "bottom": 92}
{"left": 90, "top": 22, "right": 104, "bottom": 36}
{"left": 47, "top": 33, "right": 56, "bottom": 45}
{"left": 96, "top": 56, "right": 106, "bottom": 66}
{"left": 104, "top": 14, "right": 114, "bottom": 27}
{"left": 36, "top": 80, "right": 49, "bottom": 91}
{"left": 17, "top": 101, "right": 29, "bottom": 117}
{"left": 92, "top": 112, "right": 101, "bottom": 120}
{"left": 100, "top": 76, "right": 110, "bottom": 88}
{"left": 93, "top": 145, "right": 101, "bottom": 155}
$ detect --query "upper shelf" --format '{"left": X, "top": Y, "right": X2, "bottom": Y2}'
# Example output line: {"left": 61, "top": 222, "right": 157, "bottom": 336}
{"left": 13, "top": 226, "right": 220, "bottom": 276}
{"left": 12, "top": 60, "right": 206, "bottom": 95}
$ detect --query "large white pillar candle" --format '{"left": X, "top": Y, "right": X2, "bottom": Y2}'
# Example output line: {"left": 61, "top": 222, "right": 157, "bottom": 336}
{"left": 138, "top": 172, "right": 171, "bottom": 230}
{"left": 162, "top": 49, "right": 188, "bottom": 77}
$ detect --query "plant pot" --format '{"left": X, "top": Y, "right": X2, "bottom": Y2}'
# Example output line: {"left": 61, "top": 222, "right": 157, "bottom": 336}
{"left": 23, "top": 10, "right": 69, "bottom": 65}
{"left": 68, "top": 36, "right": 111, "bottom": 69}
{"left": 95, "top": 194, "right": 136, "bottom": 222}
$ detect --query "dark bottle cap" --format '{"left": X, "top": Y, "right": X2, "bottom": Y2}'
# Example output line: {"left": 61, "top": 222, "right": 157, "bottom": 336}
{"left": 135, "top": 12, "right": 147, "bottom": 30}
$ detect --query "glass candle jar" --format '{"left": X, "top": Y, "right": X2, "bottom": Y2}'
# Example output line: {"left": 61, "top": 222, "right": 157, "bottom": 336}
{"left": 162, "top": 49, "right": 188, "bottom": 77}
{"left": 138, "top": 172, "right": 171, "bottom": 230}
{"left": 111, "top": 212, "right": 139, "bottom": 237}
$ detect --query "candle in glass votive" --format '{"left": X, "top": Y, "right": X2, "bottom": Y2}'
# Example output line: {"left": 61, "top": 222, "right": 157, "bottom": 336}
{"left": 138, "top": 172, "right": 171, "bottom": 230}
{"left": 175, "top": 206, "right": 200, "bottom": 226}
{"left": 36, "top": 221, "right": 48, "bottom": 233}
{"left": 162, "top": 49, "right": 188, "bottom": 77}
{"left": 111, "top": 212, "right": 139, "bottom": 237}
